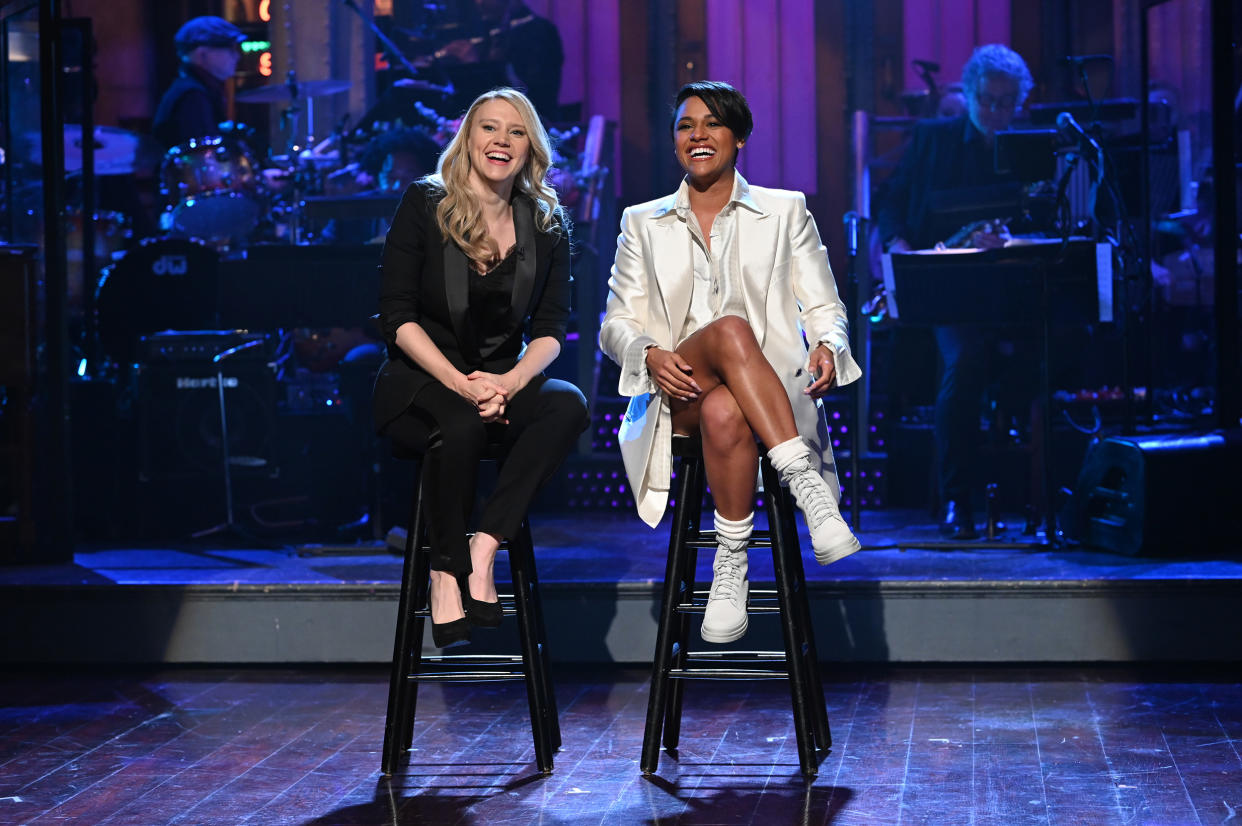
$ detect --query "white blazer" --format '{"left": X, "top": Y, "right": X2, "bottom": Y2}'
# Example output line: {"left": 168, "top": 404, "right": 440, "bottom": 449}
{"left": 600, "top": 174, "right": 862, "bottom": 527}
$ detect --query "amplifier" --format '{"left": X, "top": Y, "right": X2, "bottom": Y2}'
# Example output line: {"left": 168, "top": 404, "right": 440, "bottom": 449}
{"left": 139, "top": 329, "right": 272, "bottom": 364}
{"left": 136, "top": 357, "right": 278, "bottom": 480}
{"left": 1065, "top": 430, "right": 1242, "bottom": 556}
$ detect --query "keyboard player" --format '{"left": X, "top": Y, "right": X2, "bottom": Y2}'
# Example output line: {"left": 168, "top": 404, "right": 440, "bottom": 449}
{"left": 876, "top": 44, "right": 1036, "bottom": 540}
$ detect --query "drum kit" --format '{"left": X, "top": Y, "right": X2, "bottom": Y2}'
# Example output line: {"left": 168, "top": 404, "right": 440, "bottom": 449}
{"left": 73, "top": 68, "right": 600, "bottom": 374}
{"left": 75, "top": 74, "right": 452, "bottom": 373}
{"left": 159, "top": 132, "right": 266, "bottom": 242}
{"left": 150, "top": 75, "right": 463, "bottom": 247}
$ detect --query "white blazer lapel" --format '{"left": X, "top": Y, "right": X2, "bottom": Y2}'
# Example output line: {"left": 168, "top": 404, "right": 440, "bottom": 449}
{"left": 649, "top": 211, "right": 693, "bottom": 345}
{"left": 737, "top": 207, "right": 780, "bottom": 345}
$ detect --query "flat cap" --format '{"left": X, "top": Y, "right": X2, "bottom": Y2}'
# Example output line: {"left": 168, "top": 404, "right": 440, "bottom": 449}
{"left": 174, "top": 16, "right": 246, "bottom": 56}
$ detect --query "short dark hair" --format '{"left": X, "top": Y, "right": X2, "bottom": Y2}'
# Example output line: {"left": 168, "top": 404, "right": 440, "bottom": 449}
{"left": 670, "top": 81, "right": 754, "bottom": 141}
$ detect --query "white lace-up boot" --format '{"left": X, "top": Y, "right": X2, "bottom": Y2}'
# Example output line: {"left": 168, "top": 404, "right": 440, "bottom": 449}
{"left": 778, "top": 452, "right": 861, "bottom": 565}
{"left": 701, "top": 535, "right": 749, "bottom": 643}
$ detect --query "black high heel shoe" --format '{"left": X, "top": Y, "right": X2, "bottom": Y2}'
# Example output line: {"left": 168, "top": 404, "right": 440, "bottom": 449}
{"left": 460, "top": 574, "right": 503, "bottom": 628}
{"left": 431, "top": 616, "right": 471, "bottom": 648}
{"left": 429, "top": 575, "right": 471, "bottom": 648}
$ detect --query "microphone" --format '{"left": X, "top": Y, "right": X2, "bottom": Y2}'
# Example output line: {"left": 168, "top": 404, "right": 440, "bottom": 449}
{"left": 516, "top": 245, "right": 526, "bottom": 261}
{"left": 1063, "top": 54, "right": 1113, "bottom": 66}
{"left": 912, "top": 59, "right": 940, "bottom": 74}
{"left": 843, "top": 211, "right": 859, "bottom": 257}
{"left": 1056, "top": 111, "right": 1102, "bottom": 156}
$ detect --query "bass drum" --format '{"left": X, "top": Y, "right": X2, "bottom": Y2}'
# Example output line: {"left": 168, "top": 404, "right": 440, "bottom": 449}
{"left": 95, "top": 236, "right": 220, "bottom": 368}
{"left": 160, "top": 135, "right": 266, "bottom": 242}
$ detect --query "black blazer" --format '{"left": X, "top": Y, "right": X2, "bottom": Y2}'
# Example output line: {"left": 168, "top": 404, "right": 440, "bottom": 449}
{"left": 373, "top": 180, "right": 572, "bottom": 433}
{"left": 152, "top": 66, "right": 227, "bottom": 149}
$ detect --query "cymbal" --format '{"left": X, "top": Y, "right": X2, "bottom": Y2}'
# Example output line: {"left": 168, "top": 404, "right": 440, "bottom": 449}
{"left": 28, "top": 125, "right": 161, "bottom": 175}
{"left": 391, "top": 77, "right": 454, "bottom": 96}
{"left": 236, "top": 79, "right": 352, "bottom": 104}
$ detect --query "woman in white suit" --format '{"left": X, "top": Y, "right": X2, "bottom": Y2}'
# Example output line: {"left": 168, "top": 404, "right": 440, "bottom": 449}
{"left": 600, "top": 81, "right": 863, "bottom": 644}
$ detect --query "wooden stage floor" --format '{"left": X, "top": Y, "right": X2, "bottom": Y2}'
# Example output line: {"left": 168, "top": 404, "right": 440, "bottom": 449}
{"left": 1, "top": 665, "right": 1238, "bottom": 824}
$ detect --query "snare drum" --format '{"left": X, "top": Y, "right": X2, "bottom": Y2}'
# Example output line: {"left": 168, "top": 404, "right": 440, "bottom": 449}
{"left": 160, "top": 136, "right": 266, "bottom": 242}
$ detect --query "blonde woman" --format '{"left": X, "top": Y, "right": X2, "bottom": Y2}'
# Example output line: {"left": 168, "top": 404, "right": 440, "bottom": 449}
{"left": 374, "top": 88, "right": 588, "bottom": 648}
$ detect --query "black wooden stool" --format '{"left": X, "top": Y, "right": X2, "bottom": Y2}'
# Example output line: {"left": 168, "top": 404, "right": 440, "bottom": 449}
{"left": 381, "top": 435, "right": 560, "bottom": 775}
{"left": 641, "top": 437, "right": 831, "bottom": 779}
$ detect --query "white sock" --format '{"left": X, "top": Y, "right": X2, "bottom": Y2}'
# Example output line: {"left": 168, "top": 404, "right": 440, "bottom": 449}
{"left": 766, "top": 436, "right": 809, "bottom": 474}
{"left": 713, "top": 511, "right": 753, "bottom": 548}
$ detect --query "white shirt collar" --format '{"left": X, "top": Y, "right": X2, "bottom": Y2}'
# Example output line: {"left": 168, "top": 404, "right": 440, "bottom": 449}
{"left": 657, "top": 171, "right": 764, "bottom": 219}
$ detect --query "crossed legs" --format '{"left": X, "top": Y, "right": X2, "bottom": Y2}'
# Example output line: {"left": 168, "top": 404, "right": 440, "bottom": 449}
{"left": 669, "top": 315, "right": 860, "bottom": 566}
{"left": 669, "top": 315, "right": 800, "bottom": 514}
{"left": 667, "top": 316, "right": 807, "bottom": 642}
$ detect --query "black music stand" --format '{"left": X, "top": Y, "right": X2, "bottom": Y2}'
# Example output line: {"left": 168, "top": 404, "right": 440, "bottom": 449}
{"left": 882, "top": 239, "right": 1114, "bottom": 548}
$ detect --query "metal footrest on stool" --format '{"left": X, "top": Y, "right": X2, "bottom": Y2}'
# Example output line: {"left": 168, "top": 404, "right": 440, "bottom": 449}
{"left": 381, "top": 440, "right": 560, "bottom": 776}
{"left": 641, "top": 438, "right": 831, "bottom": 779}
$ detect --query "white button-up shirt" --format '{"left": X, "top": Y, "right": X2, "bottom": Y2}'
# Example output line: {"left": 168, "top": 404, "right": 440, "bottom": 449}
{"left": 672, "top": 175, "right": 755, "bottom": 343}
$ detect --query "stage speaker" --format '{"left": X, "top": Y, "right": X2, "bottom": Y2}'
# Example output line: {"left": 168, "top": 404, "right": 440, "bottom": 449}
{"left": 1065, "top": 431, "right": 1242, "bottom": 556}
{"left": 136, "top": 333, "right": 278, "bottom": 481}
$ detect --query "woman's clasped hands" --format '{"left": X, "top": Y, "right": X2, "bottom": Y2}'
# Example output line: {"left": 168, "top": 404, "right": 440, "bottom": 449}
{"left": 452, "top": 373, "right": 511, "bottom": 423}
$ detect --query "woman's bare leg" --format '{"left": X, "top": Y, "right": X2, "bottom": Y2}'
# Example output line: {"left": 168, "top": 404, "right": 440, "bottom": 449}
{"left": 672, "top": 316, "right": 799, "bottom": 449}
{"left": 673, "top": 384, "right": 758, "bottom": 520}
{"left": 671, "top": 377, "right": 758, "bottom": 644}
{"left": 428, "top": 570, "right": 464, "bottom": 623}
{"left": 670, "top": 316, "right": 860, "bottom": 565}
{"left": 466, "top": 531, "right": 500, "bottom": 603}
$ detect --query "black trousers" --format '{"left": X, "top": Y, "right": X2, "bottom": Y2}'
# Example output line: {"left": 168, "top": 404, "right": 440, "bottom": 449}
{"left": 934, "top": 325, "right": 988, "bottom": 507}
{"left": 934, "top": 325, "right": 1038, "bottom": 509}
{"left": 384, "top": 374, "right": 588, "bottom": 574}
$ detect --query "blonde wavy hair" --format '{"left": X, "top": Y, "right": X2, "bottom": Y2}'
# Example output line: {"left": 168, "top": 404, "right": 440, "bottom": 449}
{"left": 424, "top": 88, "right": 563, "bottom": 263}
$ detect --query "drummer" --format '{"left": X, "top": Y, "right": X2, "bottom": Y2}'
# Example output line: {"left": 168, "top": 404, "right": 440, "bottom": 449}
{"left": 152, "top": 16, "right": 246, "bottom": 149}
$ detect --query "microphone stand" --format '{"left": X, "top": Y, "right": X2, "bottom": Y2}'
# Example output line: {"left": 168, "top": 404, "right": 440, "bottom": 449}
{"left": 1042, "top": 155, "right": 1088, "bottom": 547}
{"left": 843, "top": 211, "right": 863, "bottom": 531}
{"left": 912, "top": 60, "right": 941, "bottom": 117}
{"left": 279, "top": 69, "right": 301, "bottom": 148}
{"left": 191, "top": 338, "right": 281, "bottom": 546}
{"left": 1062, "top": 107, "right": 1142, "bottom": 433}
{"left": 1092, "top": 137, "right": 1143, "bottom": 436}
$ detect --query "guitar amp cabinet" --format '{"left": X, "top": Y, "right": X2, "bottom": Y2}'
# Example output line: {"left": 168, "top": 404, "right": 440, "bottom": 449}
{"left": 136, "top": 331, "right": 278, "bottom": 481}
